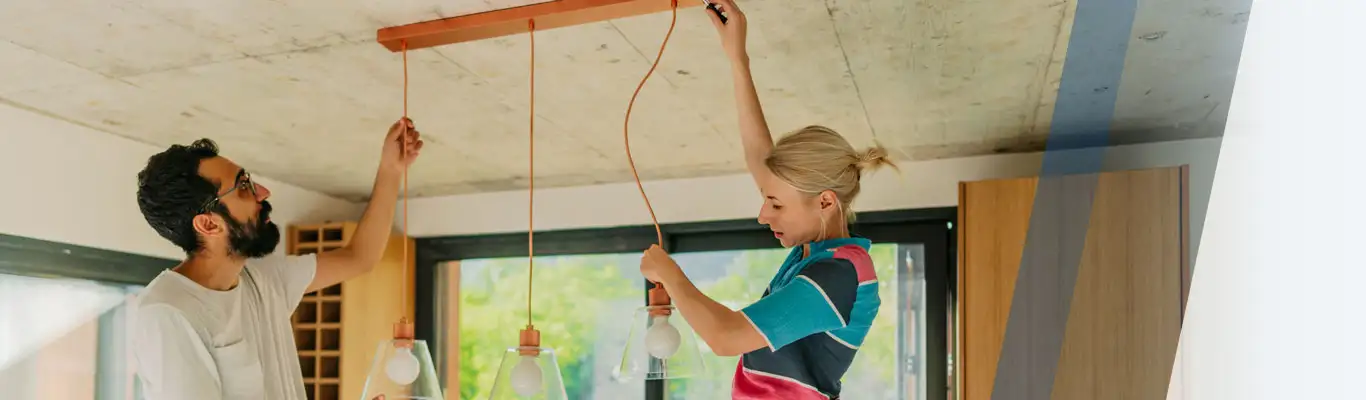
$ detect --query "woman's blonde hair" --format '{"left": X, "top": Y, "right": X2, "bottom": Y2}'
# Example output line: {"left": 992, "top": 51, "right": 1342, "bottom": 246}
{"left": 764, "top": 125, "right": 898, "bottom": 221}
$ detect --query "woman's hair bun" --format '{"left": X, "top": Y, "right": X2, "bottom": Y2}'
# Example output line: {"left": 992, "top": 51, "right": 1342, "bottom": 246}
{"left": 856, "top": 145, "right": 897, "bottom": 173}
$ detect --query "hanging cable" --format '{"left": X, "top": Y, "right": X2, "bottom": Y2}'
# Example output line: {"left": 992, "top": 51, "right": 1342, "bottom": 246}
{"left": 624, "top": 0, "right": 679, "bottom": 247}
{"left": 401, "top": 39, "right": 410, "bottom": 311}
{"left": 526, "top": 18, "right": 537, "bottom": 329}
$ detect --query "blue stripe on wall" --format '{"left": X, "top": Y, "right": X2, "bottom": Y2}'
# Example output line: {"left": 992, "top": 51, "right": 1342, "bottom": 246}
{"left": 991, "top": 0, "right": 1139, "bottom": 398}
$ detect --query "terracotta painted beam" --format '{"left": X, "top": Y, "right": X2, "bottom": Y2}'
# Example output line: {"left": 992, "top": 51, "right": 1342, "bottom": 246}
{"left": 377, "top": 0, "right": 702, "bottom": 52}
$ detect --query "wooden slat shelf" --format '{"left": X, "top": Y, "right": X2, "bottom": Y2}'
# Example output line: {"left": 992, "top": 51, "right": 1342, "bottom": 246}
{"left": 289, "top": 222, "right": 350, "bottom": 400}
{"left": 299, "top": 350, "right": 343, "bottom": 357}
{"left": 287, "top": 221, "right": 414, "bottom": 400}
{"left": 294, "top": 323, "right": 342, "bottom": 330}
{"left": 294, "top": 241, "right": 346, "bottom": 249}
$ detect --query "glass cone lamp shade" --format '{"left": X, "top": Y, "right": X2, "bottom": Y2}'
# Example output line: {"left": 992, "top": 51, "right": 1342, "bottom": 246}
{"left": 359, "top": 320, "right": 444, "bottom": 400}
{"left": 612, "top": 286, "right": 707, "bottom": 382}
{"left": 488, "top": 327, "right": 568, "bottom": 399}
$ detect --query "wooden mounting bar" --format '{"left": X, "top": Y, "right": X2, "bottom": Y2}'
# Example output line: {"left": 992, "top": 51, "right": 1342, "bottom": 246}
{"left": 376, "top": 0, "right": 700, "bottom": 52}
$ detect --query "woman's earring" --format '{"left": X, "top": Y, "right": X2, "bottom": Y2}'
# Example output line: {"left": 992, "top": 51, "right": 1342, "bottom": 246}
{"left": 816, "top": 210, "right": 828, "bottom": 241}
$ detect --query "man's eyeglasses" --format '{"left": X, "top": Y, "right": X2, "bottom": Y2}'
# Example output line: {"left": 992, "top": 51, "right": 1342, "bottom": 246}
{"left": 199, "top": 171, "right": 258, "bottom": 213}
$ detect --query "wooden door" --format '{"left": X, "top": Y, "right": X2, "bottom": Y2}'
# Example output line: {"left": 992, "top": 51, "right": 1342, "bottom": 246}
{"left": 957, "top": 166, "right": 1189, "bottom": 400}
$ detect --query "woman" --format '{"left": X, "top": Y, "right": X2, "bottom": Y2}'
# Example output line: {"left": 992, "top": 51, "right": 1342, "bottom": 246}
{"left": 638, "top": 1, "right": 896, "bottom": 399}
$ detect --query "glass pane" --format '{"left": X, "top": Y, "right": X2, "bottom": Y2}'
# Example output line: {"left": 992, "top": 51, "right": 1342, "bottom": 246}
{"left": 0, "top": 273, "right": 142, "bottom": 399}
{"left": 897, "top": 244, "right": 928, "bottom": 400}
{"left": 438, "top": 242, "right": 935, "bottom": 400}
{"left": 446, "top": 254, "right": 641, "bottom": 400}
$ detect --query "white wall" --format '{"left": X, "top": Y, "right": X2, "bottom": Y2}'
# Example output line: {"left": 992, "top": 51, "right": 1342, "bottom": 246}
{"left": 0, "top": 103, "right": 363, "bottom": 260}
{"left": 1170, "top": 0, "right": 1366, "bottom": 398}
{"left": 405, "top": 137, "right": 1220, "bottom": 257}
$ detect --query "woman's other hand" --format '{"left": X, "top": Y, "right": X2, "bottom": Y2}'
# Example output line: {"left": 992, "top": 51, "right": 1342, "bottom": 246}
{"left": 706, "top": 0, "right": 748, "bottom": 62}
{"left": 640, "top": 244, "right": 685, "bottom": 285}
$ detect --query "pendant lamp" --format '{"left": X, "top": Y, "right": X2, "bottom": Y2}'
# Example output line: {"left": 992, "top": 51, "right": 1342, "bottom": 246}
{"left": 359, "top": 318, "right": 445, "bottom": 399}
{"left": 358, "top": 40, "right": 443, "bottom": 400}
{"left": 611, "top": 0, "right": 707, "bottom": 383}
{"left": 611, "top": 285, "right": 708, "bottom": 383}
{"left": 486, "top": 19, "right": 569, "bottom": 400}
{"left": 488, "top": 328, "right": 568, "bottom": 399}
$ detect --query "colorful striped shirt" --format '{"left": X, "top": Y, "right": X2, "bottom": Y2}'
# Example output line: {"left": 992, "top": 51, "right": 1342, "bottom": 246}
{"left": 732, "top": 237, "right": 880, "bottom": 399}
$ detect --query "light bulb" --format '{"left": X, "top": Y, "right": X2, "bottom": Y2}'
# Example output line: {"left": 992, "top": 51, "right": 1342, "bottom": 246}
{"left": 644, "top": 315, "right": 681, "bottom": 359}
{"left": 509, "top": 354, "right": 543, "bottom": 396}
{"left": 385, "top": 346, "right": 421, "bottom": 385}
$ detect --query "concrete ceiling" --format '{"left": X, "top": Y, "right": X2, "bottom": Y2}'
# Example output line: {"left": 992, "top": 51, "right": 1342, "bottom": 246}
{"left": 0, "top": 0, "right": 1251, "bottom": 201}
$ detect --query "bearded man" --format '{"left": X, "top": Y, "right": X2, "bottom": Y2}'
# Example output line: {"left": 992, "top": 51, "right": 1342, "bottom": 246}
{"left": 129, "top": 118, "right": 422, "bottom": 400}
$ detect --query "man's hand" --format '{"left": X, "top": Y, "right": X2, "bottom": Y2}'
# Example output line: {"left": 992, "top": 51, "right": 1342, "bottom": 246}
{"left": 380, "top": 117, "right": 424, "bottom": 175}
{"left": 309, "top": 118, "right": 420, "bottom": 293}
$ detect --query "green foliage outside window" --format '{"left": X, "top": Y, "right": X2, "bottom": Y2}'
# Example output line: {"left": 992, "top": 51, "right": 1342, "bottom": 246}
{"left": 453, "top": 244, "right": 902, "bottom": 399}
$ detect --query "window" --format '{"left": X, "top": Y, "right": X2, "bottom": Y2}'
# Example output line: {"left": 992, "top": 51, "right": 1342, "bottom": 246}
{"left": 0, "top": 273, "right": 144, "bottom": 400}
{"left": 422, "top": 208, "right": 954, "bottom": 400}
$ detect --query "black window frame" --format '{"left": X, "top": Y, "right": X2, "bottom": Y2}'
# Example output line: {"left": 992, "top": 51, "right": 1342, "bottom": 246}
{"left": 414, "top": 207, "right": 957, "bottom": 400}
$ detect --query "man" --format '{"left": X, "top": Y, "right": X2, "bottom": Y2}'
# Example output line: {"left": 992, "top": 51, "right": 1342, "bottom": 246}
{"left": 129, "top": 118, "right": 422, "bottom": 399}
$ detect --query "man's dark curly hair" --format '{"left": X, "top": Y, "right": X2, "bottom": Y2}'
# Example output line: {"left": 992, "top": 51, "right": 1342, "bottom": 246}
{"left": 136, "top": 139, "right": 229, "bottom": 255}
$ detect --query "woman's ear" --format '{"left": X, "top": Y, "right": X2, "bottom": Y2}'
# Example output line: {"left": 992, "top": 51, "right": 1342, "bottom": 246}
{"left": 819, "top": 190, "right": 839, "bottom": 210}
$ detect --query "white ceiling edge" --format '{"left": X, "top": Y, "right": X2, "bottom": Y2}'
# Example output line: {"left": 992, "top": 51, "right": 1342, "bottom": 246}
{"left": 399, "top": 136, "right": 1224, "bottom": 237}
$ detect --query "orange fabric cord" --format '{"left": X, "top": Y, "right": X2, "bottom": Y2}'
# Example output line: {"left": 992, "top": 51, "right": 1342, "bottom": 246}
{"left": 624, "top": 0, "right": 679, "bottom": 247}
{"left": 401, "top": 39, "right": 410, "bottom": 305}
{"left": 527, "top": 18, "right": 537, "bottom": 328}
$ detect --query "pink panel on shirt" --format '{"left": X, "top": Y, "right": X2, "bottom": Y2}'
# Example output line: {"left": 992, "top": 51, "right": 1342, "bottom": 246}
{"left": 832, "top": 245, "right": 877, "bottom": 283}
{"left": 731, "top": 362, "right": 830, "bottom": 400}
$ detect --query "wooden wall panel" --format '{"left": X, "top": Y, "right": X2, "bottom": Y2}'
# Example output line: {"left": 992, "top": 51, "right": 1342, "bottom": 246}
{"left": 959, "top": 177, "right": 1037, "bottom": 400}
{"left": 1050, "top": 168, "right": 1184, "bottom": 400}
{"left": 958, "top": 166, "right": 1188, "bottom": 400}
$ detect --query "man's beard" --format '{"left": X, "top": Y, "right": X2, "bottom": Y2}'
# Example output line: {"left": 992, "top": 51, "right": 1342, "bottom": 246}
{"left": 224, "top": 200, "right": 280, "bottom": 258}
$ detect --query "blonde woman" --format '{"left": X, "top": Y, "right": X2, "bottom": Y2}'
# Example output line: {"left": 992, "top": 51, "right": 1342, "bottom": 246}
{"left": 637, "top": 1, "right": 896, "bottom": 399}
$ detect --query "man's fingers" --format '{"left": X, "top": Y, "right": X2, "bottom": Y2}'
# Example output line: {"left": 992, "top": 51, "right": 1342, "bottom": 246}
{"left": 388, "top": 117, "right": 414, "bottom": 139}
{"left": 392, "top": 117, "right": 412, "bottom": 130}
{"left": 387, "top": 122, "right": 405, "bottom": 140}
{"left": 403, "top": 131, "right": 423, "bottom": 150}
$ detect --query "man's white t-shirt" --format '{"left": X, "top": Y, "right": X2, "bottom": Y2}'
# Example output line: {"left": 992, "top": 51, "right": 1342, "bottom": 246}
{"left": 130, "top": 254, "right": 318, "bottom": 400}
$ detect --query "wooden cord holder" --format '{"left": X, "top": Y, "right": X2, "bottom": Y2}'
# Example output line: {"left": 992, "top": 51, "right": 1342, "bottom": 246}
{"left": 518, "top": 326, "right": 543, "bottom": 356}
{"left": 648, "top": 285, "right": 672, "bottom": 316}
{"left": 377, "top": 0, "right": 695, "bottom": 51}
{"left": 392, "top": 317, "right": 415, "bottom": 349}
